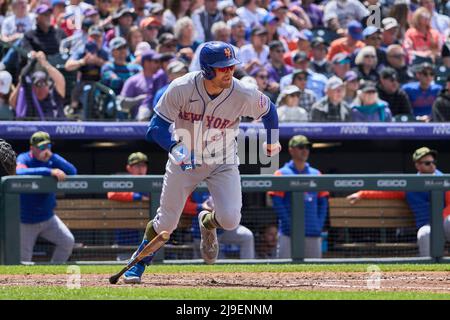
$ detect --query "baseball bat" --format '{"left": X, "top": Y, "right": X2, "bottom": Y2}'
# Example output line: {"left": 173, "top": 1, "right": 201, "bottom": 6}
{"left": 109, "top": 231, "right": 170, "bottom": 284}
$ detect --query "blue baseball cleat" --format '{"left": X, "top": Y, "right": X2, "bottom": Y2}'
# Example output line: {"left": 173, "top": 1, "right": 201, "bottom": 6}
{"left": 123, "top": 239, "right": 154, "bottom": 284}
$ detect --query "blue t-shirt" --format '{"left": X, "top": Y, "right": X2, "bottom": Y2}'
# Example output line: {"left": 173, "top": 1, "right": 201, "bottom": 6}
{"left": 401, "top": 82, "right": 442, "bottom": 117}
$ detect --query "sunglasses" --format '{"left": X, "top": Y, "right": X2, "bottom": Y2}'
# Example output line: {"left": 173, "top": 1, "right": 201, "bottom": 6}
{"left": 389, "top": 54, "right": 405, "bottom": 59}
{"left": 146, "top": 26, "right": 160, "bottom": 30}
{"left": 421, "top": 72, "right": 435, "bottom": 77}
{"left": 37, "top": 143, "right": 52, "bottom": 151}
{"left": 295, "top": 145, "right": 310, "bottom": 150}
{"left": 216, "top": 66, "right": 235, "bottom": 73}
{"left": 256, "top": 74, "right": 268, "bottom": 79}
{"left": 295, "top": 76, "right": 307, "bottom": 81}
{"left": 34, "top": 81, "right": 48, "bottom": 88}
{"left": 419, "top": 160, "right": 436, "bottom": 166}
{"left": 364, "top": 55, "right": 376, "bottom": 58}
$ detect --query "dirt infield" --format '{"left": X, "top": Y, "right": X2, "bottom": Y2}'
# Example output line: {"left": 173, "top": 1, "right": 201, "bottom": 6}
{"left": 0, "top": 271, "right": 449, "bottom": 292}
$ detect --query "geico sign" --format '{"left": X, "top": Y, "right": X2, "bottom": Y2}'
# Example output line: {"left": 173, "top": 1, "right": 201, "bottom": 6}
{"left": 103, "top": 181, "right": 134, "bottom": 189}
{"left": 377, "top": 179, "right": 407, "bottom": 187}
{"left": 57, "top": 181, "right": 89, "bottom": 189}
{"left": 242, "top": 180, "right": 272, "bottom": 188}
{"left": 334, "top": 180, "right": 364, "bottom": 187}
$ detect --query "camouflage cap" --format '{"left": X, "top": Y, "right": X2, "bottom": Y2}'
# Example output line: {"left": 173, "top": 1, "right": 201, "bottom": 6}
{"left": 288, "top": 135, "right": 312, "bottom": 148}
{"left": 412, "top": 147, "right": 437, "bottom": 162}
{"left": 30, "top": 131, "right": 51, "bottom": 147}
{"left": 128, "top": 152, "right": 148, "bottom": 165}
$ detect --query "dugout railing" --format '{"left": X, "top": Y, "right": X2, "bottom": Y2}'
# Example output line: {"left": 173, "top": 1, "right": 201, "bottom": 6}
{"left": 0, "top": 174, "right": 449, "bottom": 265}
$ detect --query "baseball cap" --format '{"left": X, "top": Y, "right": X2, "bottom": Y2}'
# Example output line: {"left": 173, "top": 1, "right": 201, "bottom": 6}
{"left": 311, "top": 37, "right": 328, "bottom": 48}
{"left": 293, "top": 51, "right": 308, "bottom": 63}
{"left": 359, "top": 80, "right": 377, "bottom": 92}
{"left": 227, "top": 17, "right": 245, "bottom": 28}
{"left": 269, "top": 40, "right": 284, "bottom": 51}
{"left": 281, "top": 85, "right": 301, "bottom": 96}
{"left": 30, "top": 131, "right": 51, "bottom": 147}
{"left": 331, "top": 52, "right": 351, "bottom": 65}
{"left": 288, "top": 135, "right": 312, "bottom": 148}
{"left": 159, "top": 33, "right": 177, "bottom": 45}
{"left": 325, "top": 76, "right": 344, "bottom": 90}
{"left": 140, "top": 17, "right": 161, "bottom": 29}
{"left": 134, "top": 42, "right": 151, "bottom": 57}
{"left": 35, "top": 4, "right": 52, "bottom": 14}
{"left": 88, "top": 25, "right": 103, "bottom": 37}
{"left": 412, "top": 147, "right": 437, "bottom": 162}
{"left": 109, "top": 37, "right": 127, "bottom": 51}
{"left": 380, "top": 67, "right": 398, "bottom": 80}
{"left": 363, "top": 26, "right": 380, "bottom": 38}
{"left": 297, "top": 29, "right": 313, "bottom": 42}
{"left": 292, "top": 69, "right": 308, "bottom": 79}
{"left": 382, "top": 17, "right": 399, "bottom": 31}
{"left": 128, "top": 152, "right": 148, "bottom": 165}
{"left": 343, "top": 70, "right": 358, "bottom": 82}
{"left": 251, "top": 26, "right": 268, "bottom": 36}
{"left": 415, "top": 62, "right": 435, "bottom": 73}
{"left": 112, "top": 7, "right": 135, "bottom": 23}
{"left": 141, "top": 49, "right": 162, "bottom": 62}
{"left": 167, "top": 60, "right": 188, "bottom": 74}
{"left": 348, "top": 20, "right": 363, "bottom": 41}
{"left": 31, "top": 71, "right": 49, "bottom": 85}
{"left": 269, "top": 1, "right": 288, "bottom": 12}
{"left": 148, "top": 3, "right": 164, "bottom": 15}
{"left": 261, "top": 13, "right": 279, "bottom": 25}
{"left": 0, "top": 71, "right": 12, "bottom": 95}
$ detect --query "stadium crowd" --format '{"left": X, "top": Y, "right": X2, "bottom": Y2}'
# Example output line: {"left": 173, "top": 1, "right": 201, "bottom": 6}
{"left": 0, "top": 0, "right": 449, "bottom": 121}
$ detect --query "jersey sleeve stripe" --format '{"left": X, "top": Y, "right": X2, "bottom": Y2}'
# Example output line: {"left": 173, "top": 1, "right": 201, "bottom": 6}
{"left": 154, "top": 108, "right": 174, "bottom": 124}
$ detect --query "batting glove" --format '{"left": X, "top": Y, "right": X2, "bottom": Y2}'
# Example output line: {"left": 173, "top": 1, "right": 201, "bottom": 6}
{"left": 169, "top": 142, "right": 189, "bottom": 165}
{"left": 263, "top": 141, "right": 282, "bottom": 157}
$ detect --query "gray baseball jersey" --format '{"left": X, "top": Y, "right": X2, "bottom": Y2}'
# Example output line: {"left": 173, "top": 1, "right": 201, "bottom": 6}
{"left": 154, "top": 71, "right": 270, "bottom": 164}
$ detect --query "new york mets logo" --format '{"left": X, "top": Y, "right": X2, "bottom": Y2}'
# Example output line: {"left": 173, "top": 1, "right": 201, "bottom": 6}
{"left": 224, "top": 48, "right": 232, "bottom": 59}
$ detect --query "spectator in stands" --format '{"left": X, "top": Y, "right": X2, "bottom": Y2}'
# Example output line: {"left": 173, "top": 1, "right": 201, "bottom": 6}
{"left": 354, "top": 46, "right": 380, "bottom": 82}
{"left": 126, "top": 26, "right": 144, "bottom": 60}
{"left": 361, "top": 26, "right": 386, "bottom": 67}
{"left": 404, "top": 7, "right": 442, "bottom": 63}
{"left": 299, "top": 0, "right": 324, "bottom": 28}
{"left": 381, "top": 17, "right": 400, "bottom": 48}
{"left": 265, "top": 40, "right": 292, "bottom": 89}
{"left": 284, "top": 29, "right": 313, "bottom": 65}
{"left": 351, "top": 81, "right": 392, "bottom": 122}
{"left": 323, "top": 1, "right": 369, "bottom": 33}
{"left": 269, "top": 1, "right": 307, "bottom": 46}
{"left": 147, "top": 3, "right": 167, "bottom": 36}
{"left": 65, "top": 0, "right": 94, "bottom": 32}
{"left": 174, "top": 17, "right": 201, "bottom": 63}
{"left": 120, "top": 49, "right": 167, "bottom": 121}
{"left": 11, "top": 51, "right": 66, "bottom": 120}
{"left": 220, "top": 1, "right": 237, "bottom": 23}
{"left": 101, "top": 37, "right": 142, "bottom": 96}
{"left": 377, "top": 67, "right": 413, "bottom": 117}
{"left": 163, "top": 0, "right": 193, "bottom": 31}
{"left": 0, "top": 70, "right": 13, "bottom": 120}
{"left": 432, "top": 74, "right": 450, "bottom": 122}
{"left": 16, "top": 131, "right": 77, "bottom": 263}
{"left": 228, "top": 16, "right": 247, "bottom": 48}
{"left": 255, "top": 223, "right": 278, "bottom": 259}
{"left": 260, "top": 13, "right": 280, "bottom": 45}
{"left": 291, "top": 69, "right": 316, "bottom": 114}
{"left": 402, "top": 62, "right": 442, "bottom": 121}
{"left": 192, "top": 0, "right": 223, "bottom": 42}
{"left": 153, "top": 59, "right": 188, "bottom": 107}
{"left": 239, "top": 26, "right": 270, "bottom": 73}
{"left": 184, "top": 192, "right": 255, "bottom": 260}
{"left": 236, "top": 0, "right": 267, "bottom": 29}
{"left": 330, "top": 52, "right": 351, "bottom": 80}
{"left": 275, "top": 85, "right": 309, "bottom": 122}
{"left": 107, "top": 152, "right": 149, "bottom": 259}
{"left": 343, "top": 70, "right": 359, "bottom": 105}
{"left": 268, "top": 135, "right": 329, "bottom": 258}
{"left": 310, "top": 76, "right": 351, "bottom": 122}
{"left": 95, "top": 0, "right": 112, "bottom": 21}
{"left": 131, "top": 0, "right": 149, "bottom": 26}
{"left": 420, "top": 0, "right": 450, "bottom": 36}
{"left": 250, "top": 66, "right": 277, "bottom": 103}
{"left": 1, "top": 0, "right": 33, "bottom": 43}
{"left": 133, "top": 42, "right": 151, "bottom": 65}
{"left": 347, "top": 147, "right": 450, "bottom": 257}
{"left": 388, "top": 0, "right": 410, "bottom": 39}
{"left": 0, "top": 0, "right": 9, "bottom": 35}
{"left": 105, "top": 7, "right": 136, "bottom": 44}
{"left": 384, "top": 44, "right": 414, "bottom": 84}
{"left": 22, "top": 5, "right": 67, "bottom": 56}
{"left": 140, "top": 17, "right": 161, "bottom": 50}
{"left": 327, "top": 20, "right": 365, "bottom": 62}
{"left": 310, "top": 37, "right": 332, "bottom": 77}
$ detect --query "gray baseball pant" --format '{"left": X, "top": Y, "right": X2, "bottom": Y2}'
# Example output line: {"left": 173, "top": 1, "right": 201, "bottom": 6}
{"left": 21, "top": 215, "right": 75, "bottom": 263}
{"left": 278, "top": 234, "right": 322, "bottom": 259}
{"left": 417, "top": 216, "right": 450, "bottom": 257}
{"left": 152, "top": 160, "right": 242, "bottom": 234}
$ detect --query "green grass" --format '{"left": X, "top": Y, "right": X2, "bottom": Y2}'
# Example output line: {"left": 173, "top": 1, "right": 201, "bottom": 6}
{"left": 1, "top": 286, "right": 449, "bottom": 300}
{"left": 0, "top": 264, "right": 449, "bottom": 300}
{"left": 0, "top": 263, "right": 449, "bottom": 275}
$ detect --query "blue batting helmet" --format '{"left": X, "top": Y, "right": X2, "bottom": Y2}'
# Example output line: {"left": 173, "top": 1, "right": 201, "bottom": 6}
{"left": 199, "top": 41, "right": 240, "bottom": 80}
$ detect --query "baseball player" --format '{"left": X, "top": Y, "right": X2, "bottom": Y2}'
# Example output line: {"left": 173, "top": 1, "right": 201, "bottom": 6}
{"left": 16, "top": 131, "right": 77, "bottom": 263}
{"left": 123, "top": 41, "right": 281, "bottom": 284}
